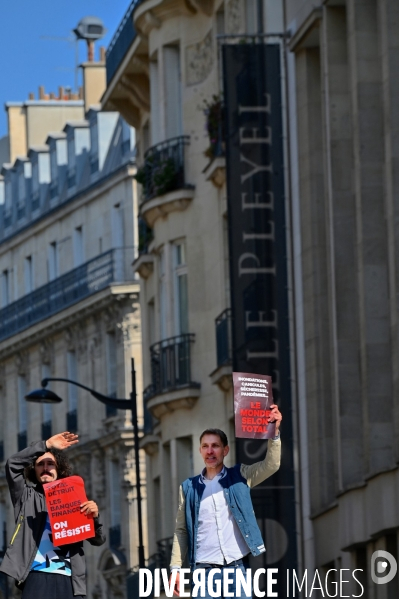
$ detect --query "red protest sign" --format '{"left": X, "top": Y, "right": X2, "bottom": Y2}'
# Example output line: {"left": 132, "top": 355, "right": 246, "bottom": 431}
{"left": 43, "top": 475, "right": 95, "bottom": 546}
{"left": 233, "top": 372, "right": 276, "bottom": 439}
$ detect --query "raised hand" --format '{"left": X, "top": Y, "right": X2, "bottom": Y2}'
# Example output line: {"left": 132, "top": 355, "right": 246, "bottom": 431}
{"left": 80, "top": 500, "right": 99, "bottom": 518}
{"left": 268, "top": 404, "right": 282, "bottom": 434}
{"left": 46, "top": 432, "right": 79, "bottom": 450}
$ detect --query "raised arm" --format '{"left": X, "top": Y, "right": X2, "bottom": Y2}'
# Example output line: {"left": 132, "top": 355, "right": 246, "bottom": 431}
{"left": 6, "top": 440, "right": 48, "bottom": 509}
{"left": 240, "top": 404, "right": 282, "bottom": 488}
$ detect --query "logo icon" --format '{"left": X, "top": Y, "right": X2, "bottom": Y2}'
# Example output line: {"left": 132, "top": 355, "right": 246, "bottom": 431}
{"left": 371, "top": 550, "right": 398, "bottom": 585}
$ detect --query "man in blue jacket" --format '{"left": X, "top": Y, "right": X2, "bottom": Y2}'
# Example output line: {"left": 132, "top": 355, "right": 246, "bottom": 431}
{"left": 170, "top": 405, "right": 282, "bottom": 597}
{"left": 0, "top": 431, "right": 105, "bottom": 598}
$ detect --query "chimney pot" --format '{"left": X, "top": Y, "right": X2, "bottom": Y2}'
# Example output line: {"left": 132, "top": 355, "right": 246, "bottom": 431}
{"left": 39, "top": 86, "right": 45, "bottom": 100}
{"left": 58, "top": 86, "right": 64, "bottom": 100}
{"left": 28, "top": 92, "right": 35, "bottom": 100}
{"left": 100, "top": 46, "right": 106, "bottom": 62}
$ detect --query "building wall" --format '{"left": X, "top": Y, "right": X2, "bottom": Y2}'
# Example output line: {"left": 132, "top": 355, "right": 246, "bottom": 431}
{"left": 0, "top": 67, "right": 145, "bottom": 598}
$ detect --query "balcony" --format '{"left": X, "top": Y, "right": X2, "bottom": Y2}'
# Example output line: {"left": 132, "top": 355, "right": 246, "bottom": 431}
{"left": 133, "top": 217, "right": 154, "bottom": 279}
{"left": 138, "top": 136, "right": 194, "bottom": 227}
{"left": 0, "top": 248, "right": 131, "bottom": 343}
{"left": 105, "top": 0, "right": 143, "bottom": 86}
{"left": 144, "top": 334, "right": 200, "bottom": 418}
{"left": 210, "top": 309, "right": 233, "bottom": 391}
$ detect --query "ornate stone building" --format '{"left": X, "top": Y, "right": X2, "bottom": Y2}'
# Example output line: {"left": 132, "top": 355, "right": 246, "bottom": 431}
{"left": 0, "top": 57, "right": 146, "bottom": 599}
{"left": 104, "top": 0, "right": 399, "bottom": 597}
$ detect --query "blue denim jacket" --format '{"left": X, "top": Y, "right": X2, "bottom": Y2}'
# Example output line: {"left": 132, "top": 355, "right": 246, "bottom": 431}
{"left": 182, "top": 463, "right": 265, "bottom": 568}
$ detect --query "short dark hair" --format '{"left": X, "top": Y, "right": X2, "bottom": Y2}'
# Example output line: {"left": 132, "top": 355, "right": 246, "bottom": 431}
{"left": 25, "top": 448, "right": 73, "bottom": 484}
{"left": 199, "top": 429, "right": 228, "bottom": 447}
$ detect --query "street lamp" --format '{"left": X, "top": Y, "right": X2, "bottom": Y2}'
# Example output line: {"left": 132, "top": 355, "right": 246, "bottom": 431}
{"left": 25, "top": 357, "right": 145, "bottom": 569}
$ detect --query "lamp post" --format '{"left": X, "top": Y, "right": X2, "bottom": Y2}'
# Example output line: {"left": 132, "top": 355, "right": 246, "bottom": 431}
{"left": 25, "top": 357, "right": 145, "bottom": 569}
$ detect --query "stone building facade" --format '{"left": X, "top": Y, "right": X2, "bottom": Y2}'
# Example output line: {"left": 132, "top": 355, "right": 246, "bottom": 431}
{"left": 0, "top": 59, "right": 146, "bottom": 599}
{"left": 104, "top": 0, "right": 399, "bottom": 596}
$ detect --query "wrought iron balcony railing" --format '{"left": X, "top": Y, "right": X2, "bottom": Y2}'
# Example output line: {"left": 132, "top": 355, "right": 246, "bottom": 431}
{"left": 145, "top": 333, "right": 199, "bottom": 401}
{"left": 215, "top": 308, "right": 232, "bottom": 367}
{"left": 0, "top": 248, "right": 132, "bottom": 342}
{"left": 106, "top": 0, "right": 144, "bottom": 85}
{"left": 137, "top": 136, "right": 191, "bottom": 202}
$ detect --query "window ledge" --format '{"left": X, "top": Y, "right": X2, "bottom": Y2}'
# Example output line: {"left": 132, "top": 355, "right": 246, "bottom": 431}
{"left": 140, "top": 187, "right": 195, "bottom": 228}
{"left": 132, "top": 253, "right": 154, "bottom": 279}
{"left": 210, "top": 363, "right": 232, "bottom": 391}
{"left": 203, "top": 156, "right": 226, "bottom": 188}
{"left": 146, "top": 384, "right": 200, "bottom": 419}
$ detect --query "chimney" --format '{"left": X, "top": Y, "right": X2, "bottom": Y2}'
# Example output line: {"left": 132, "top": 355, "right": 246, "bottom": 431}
{"left": 80, "top": 61, "right": 106, "bottom": 112}
{"left": 58, "top": 86, "right": 64, "bottom": 100}
{"left": 29, "top": 92, "right": 35, "bottom": 100}
{"left": 39, "top": 86, "right": 45, "bottom": 100}
{"left": 50, "top": 92, "right": 55, "bottom": 100}
{"left": 99, "top": 46, "right": 106, "bottom": 62}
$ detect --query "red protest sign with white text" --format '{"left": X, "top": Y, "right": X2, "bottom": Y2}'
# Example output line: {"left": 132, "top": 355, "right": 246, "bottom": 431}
{"left": 43, "top": 475, "right": 95, "bottom": 546}
{"left": 233, "top": 372, "right": 276, "bottom": 440}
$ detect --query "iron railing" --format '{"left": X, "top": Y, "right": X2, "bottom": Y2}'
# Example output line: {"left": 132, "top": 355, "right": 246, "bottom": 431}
{"left": 138, "top": 136, "right": 191, "bottom": 202}
{"left": 0, "top": 248, "right": 131, "bottom": 342}
{"left": 215, "top": 308, "right": 232, "bottom": 367}
{"left": 41, "top": 421, "right": 52, "bottom": 441}
{"left": 144, "top": 334, "right": 199, "bottom": 401}
{"left": 109, "top": 524, "right": 122, "bottom": 549}
{"left": 18, "top": 431, "right": 27, "bottom": 452}
{"left": 106, "top": 0, "right": 144, "bottom": 85}
{"left": 67, "top": 410, "right": 77, "bottom": 433}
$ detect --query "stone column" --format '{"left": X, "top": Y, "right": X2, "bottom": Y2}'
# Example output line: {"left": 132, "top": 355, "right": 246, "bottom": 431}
{"left": 320, "top": 5, "right": 363, "bottom": 489}
{"left": 295, "top": 42, "right": 336, "bottom": 510}
{"left": 378, "top": 0, "right": 399, "bottom": 462}
{"left": 347, "top": 0, "right": 394, "bottom": 475}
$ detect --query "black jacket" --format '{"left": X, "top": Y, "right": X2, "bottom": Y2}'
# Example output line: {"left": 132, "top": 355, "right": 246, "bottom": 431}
{"left": 0, "top": 440, "right": 105, "bottom": 596}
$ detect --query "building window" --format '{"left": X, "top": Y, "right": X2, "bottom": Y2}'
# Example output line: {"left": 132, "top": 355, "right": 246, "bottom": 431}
{"left": 164, "top": 46, "right": 182, "bottom": 139}
{"left": 17, "top": 376, "right": 27, "bottom": 451}
{"left": 1, "top": 270, "right": 9, "bottom": 308}
{"left": 24, "top": 256, "right": 34, "bottom": 294}
{"left": 67, "top": 351, "right": 78, "bottom": 432}
{"left": 105, "top": 332, "right": 117, "bottom": 418}
{"left": 48, "top": 242, "right": 59, "bottom": 281}
{"left": 173, "top": 242, "right": 188, "bottom": 335}
{"left": 73, "top": 226, "right": 84, "bottom": 267}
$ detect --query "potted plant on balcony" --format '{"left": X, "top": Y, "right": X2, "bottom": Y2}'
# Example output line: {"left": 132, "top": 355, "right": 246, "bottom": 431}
{"left": 134, "top": 156, "right": 179, "bottom": 200}
{"left": 203, "top": 94, "right": 225, "bottom": 160}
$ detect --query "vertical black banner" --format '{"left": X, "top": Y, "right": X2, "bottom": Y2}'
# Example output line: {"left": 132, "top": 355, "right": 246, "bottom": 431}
{"left": 223, "top": 44, "right": 297, "bottom": 590}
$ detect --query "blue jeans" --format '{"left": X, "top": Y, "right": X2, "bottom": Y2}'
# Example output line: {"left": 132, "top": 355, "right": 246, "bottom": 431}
{"left": 192, "top": 562, "right": 252, "bottom": 599}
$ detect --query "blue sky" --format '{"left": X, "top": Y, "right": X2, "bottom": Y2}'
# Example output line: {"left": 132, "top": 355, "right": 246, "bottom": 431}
{"left": 0, "top": 0, "right": 131, "bottom": 138}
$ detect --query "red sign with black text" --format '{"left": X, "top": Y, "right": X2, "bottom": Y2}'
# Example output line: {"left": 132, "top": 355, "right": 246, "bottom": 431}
{"left": 43, "top": 475, "right": 95, "bottom": 546}
{"left": 233, "top": 372, "right": 276, "bottom": 439}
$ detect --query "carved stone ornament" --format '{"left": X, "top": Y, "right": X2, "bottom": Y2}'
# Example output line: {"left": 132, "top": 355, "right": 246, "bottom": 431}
{"left": 227, "top": 0, "right": 243, "bottom": 35}
{"left": 40, "top": 340, "right": 53, "bottom": 366}
{"left": 15, "top": 351, "right": 29, "bottom": 377}
{"left": 186, "top": 29, "right": 214, "bottom": 86}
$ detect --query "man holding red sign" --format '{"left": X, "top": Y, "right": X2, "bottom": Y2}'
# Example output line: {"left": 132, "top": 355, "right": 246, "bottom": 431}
{"left": 169, "top": 405, "right": 282, "bottom": 597}
{"left": 0, "top": 432, "right": 105, "bottom": 598}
